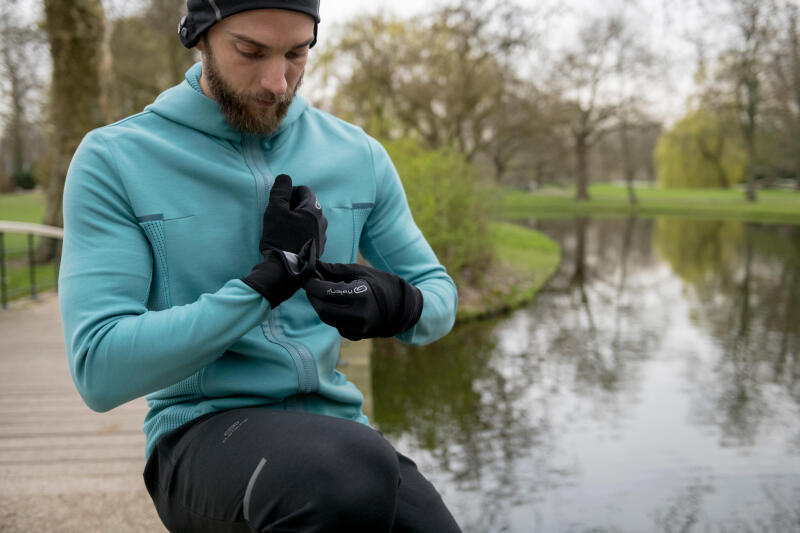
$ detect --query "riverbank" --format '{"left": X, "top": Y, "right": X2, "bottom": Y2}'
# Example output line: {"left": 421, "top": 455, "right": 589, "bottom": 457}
{"left": 502, "top": 184, "right": 800, "bottom": 224}
{"left": 455, "top": 221, "right": 561, "bottom": 321}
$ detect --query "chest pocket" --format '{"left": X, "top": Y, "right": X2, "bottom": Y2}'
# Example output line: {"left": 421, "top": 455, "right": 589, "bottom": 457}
{"left": 322, "top": 203, "right": 373, "bottom": 264}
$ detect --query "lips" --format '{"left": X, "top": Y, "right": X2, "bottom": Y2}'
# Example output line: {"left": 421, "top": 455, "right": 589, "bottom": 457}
{"left": 253, "top": 98, "right": 277, "bottom": 108}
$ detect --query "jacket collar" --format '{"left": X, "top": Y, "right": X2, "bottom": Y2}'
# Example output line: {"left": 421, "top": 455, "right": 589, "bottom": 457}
{"left": 146, "top": 62, "right": 308, "bottom": 143}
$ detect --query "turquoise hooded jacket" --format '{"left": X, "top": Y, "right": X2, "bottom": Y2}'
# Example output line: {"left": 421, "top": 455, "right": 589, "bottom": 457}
{"left": 59, "top": 63, "right": 458, "bottom": 458}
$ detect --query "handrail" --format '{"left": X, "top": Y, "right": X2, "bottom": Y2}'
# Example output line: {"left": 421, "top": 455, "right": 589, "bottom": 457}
{"left": 0, "top": 221, "right": 64, "bottom": 239}
{"left": 0, "top": 221, "right": 64, "bottom": 309}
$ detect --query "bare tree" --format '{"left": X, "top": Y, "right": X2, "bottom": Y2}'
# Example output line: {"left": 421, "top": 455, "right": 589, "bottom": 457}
{"left": 728, "top": 0, "right": 776, "bottom": 201}
{"left": 553, "top": 15, "right": 626, "bottom": 201}
{"left": 320, "top": 0, "right": 540, "bottom": 170}
{"left": 611, "top": 10, "right": 658, "bottom": 205}
{"left": 40, "top": 0, "right": 108, "bottom": 260}
{"left": 0, "top": 1, "right": 46, "bottom": 192}
{"left": 766, "top": 1, "right": 800, "bottom": 189}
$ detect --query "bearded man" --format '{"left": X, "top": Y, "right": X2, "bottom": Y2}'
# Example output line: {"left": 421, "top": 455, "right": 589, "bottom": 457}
{"left": 58, "top": 1, "right": 461, "bottom": 532}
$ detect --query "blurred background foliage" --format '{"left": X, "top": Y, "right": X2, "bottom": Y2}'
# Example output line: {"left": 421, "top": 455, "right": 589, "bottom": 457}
{"left": 1, "top": 0, "right": 798, "bottom": 268}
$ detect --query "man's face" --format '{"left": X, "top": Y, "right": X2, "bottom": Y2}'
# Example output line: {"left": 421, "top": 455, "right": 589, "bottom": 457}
{"left": 197, "top": 9, "right": 315, "bottom": 135}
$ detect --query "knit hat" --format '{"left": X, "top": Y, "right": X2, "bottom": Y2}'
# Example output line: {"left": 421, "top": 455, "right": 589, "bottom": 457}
{"left": 179, "top": 0, "right": 321, "bottom": 48}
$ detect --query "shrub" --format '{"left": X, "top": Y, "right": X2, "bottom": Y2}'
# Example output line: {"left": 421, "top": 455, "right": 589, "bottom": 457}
{"left": 383, "top": 137, "right": 493, "bottom": 286}
{"left": 13, "top": 168, "right": 36, "bottom": 190}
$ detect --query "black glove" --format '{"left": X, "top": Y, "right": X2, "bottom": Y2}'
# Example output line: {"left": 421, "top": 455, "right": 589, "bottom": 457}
{"left": 260, "top": 174, "right": 327, "bottom": 255}
{"left": 243, "top": 174, "right": 326, "bottom": 307}
{"left": 303, "top": 262, "right": 424, "bottom": 341}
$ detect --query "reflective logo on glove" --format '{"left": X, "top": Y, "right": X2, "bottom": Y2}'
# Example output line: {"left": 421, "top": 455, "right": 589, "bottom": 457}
{"left": 326, "top": 285, "right": 368, "bottom": 296}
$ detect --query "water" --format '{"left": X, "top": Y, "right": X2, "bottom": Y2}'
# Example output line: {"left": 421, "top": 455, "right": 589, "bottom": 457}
{"left": 368, "top": 217, "right": 800, "bottom": 533}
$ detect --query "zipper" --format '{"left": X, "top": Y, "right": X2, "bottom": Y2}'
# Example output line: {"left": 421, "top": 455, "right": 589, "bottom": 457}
{"left": 241, "top": 133, "right": 320, "bottom": 395}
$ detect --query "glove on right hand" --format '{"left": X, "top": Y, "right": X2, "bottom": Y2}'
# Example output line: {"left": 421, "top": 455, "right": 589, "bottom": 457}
{"left": 303, "top": 261, "right": 423, "bottom": 341}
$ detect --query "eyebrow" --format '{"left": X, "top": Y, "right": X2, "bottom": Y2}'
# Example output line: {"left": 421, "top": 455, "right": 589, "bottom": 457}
{"left": 226, "top": 31, "right": 314, "bottom": 50}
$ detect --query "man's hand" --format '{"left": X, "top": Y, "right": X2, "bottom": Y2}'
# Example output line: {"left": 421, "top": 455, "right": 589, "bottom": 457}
{"left": 243, "top": 174, "right": 326, "bottom": 308}
{"left": 303, "top": 262, "right": 423, "bottom": 341}
{"left": 260, "top": 173, "right": 327, "bottom": 255}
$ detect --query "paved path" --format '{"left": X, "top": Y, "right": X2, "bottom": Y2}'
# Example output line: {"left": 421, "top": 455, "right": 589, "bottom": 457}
{"left": 0, "top": 294, "right": 166, "bottom": 532}
{"left": 0, "top": 295, "right": 375, "bottom": 532}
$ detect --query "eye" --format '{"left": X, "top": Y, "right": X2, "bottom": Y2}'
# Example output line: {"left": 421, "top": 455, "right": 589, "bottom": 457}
{"left": 287, "top": 49, "right": 308, "bottom": 60}
{"left": 236, "top": 46, "right": 262, "bottom": 59}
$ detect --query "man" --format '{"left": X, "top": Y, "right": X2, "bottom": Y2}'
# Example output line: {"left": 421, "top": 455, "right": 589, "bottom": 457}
{"left": 58, "top": 1, "right": 461, "bottom": 531}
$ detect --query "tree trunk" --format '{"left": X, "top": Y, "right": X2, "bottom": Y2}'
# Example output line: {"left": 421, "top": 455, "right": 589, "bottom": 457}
{"left": 575, "top": 134, "right": 590, "bottom": 201}
{"left": 38, "top": 0, "right": 108, "bottom": 262}
{"left": 790, "top": 8, "right": 800, "bottom": 191}
{"left": 620, "top": 119, "right": 637, "bottom": 205}
{"left": 744, "top": 125, "right": 758, "bottom": 202}
{"left": 0, "top": 42, "right": 25, "bottom": 192}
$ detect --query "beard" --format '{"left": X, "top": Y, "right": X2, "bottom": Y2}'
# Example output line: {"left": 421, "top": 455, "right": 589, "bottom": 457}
{"left": 203, "top": 43, "right": 302, "bottom": 135}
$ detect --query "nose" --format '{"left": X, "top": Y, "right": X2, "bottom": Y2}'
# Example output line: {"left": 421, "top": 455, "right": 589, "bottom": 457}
{"left": 259, "top": 57, "right": 288, "bottom": 95}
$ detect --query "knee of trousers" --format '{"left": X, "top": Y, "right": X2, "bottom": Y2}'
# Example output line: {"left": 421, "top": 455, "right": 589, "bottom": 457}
{"left": 245, "top": 423, "right": 401, "bottom": 532}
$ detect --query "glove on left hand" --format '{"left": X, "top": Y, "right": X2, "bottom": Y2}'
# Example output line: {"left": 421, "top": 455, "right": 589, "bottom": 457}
{"left": 260, "top": 173, "right": 327, "bottom": 256}
{"left": 303, "top": 262, "right": 423, "bottom": 341}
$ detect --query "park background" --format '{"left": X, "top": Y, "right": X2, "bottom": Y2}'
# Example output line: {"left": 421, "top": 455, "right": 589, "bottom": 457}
{"left": 1, "top": 0, "right": 799, "bottom": 532}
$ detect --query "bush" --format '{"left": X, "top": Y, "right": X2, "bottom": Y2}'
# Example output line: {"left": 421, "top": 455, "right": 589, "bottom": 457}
{"left": 12, "top": 168, "right": 36, "bottom": 190}
{"left": 383, "top": 137, "right": 493, "bottom": 286}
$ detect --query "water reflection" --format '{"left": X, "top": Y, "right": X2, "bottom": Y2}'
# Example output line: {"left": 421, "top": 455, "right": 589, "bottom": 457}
{"left": 368, "top": 217, "right": 800, "bottom": 532}
{"left": 655, "top": 220, "right": 800, "bottom": 449}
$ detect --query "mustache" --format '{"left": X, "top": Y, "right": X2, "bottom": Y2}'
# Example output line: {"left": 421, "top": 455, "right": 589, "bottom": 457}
{"left": 248, "top": 91, "right": 293, "bottom": 104}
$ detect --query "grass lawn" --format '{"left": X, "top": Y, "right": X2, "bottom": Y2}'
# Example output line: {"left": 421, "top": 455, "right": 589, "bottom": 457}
{"left": 1, "top": 191, "right": 57, "bottom": 304}
{"left": 456, "top": 221, "right": 561, "bottom": 321}
{"left": 501, "top": 184, "right": 800, "bottom": 224}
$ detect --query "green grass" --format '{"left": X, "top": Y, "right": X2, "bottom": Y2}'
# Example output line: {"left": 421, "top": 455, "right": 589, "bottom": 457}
{"left": 501, "top": 184, "right": 800, "bottom": 224}
{"left": 0, "top": 190, "right": 46, "bottom": 221}
{"left": 456, "top": 221, "right": 561, "bottom": 320}
{"left": 1, "top": 191, "right": 57, "bottom": 304}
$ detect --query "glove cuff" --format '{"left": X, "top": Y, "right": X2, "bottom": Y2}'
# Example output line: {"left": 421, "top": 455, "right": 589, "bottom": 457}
{"left": 243, "top": 241, "right": 317, "bottom": 308}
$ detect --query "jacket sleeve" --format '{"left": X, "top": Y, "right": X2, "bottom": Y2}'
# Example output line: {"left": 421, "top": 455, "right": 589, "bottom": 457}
{"left": 59, "top": 131, "right": 271, "bottom": 412}
{"left": 359, "top": 137, "right": 458, "bottom": 346}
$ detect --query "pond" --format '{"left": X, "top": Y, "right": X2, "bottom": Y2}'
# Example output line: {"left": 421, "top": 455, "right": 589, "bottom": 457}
{"left": 367, "top": 217, "right": 800, "bottom": 533}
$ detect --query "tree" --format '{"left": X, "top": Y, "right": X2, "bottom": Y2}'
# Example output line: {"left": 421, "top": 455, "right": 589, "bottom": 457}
{"left": 40, "top": 0, "right": 108, "bottom": 260}
{"left": 319, "top": 0, "right": 539, "bottom": 174}
{"left": 0, "top": 0, "right": 47, "bottom": 192}
{"left": 764, "top": 1, "right": 800, "bottom": 189}
{"left": 654, "top": 108, "right": 747, "bottom": 188}
{"left": 727, "top": 0, "right": 776, "bottom": 201}
{"left": 552, "top": 14, "right": 630, "bottom": 201}
{"left": 108, "top": 0, "right": 194, "bottom": 121}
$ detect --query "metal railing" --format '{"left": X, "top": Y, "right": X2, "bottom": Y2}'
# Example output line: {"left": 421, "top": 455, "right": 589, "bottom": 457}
{"left": 0, "top": 221, "right": 64, "bottom": 309}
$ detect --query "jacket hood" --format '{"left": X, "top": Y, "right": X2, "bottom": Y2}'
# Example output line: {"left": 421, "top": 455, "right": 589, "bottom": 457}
{"left": 145, "top": 62, "right": 308, "bottom": 142}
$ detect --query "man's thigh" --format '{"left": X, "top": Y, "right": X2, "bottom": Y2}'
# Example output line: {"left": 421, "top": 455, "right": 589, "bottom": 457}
{"left": 144, "top": 407, "right": 401, "bottom": 533}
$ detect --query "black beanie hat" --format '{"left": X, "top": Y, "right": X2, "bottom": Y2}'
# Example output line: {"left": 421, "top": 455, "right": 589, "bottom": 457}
{"left": 179, "top": 0, "right": 321, "bottom": 49}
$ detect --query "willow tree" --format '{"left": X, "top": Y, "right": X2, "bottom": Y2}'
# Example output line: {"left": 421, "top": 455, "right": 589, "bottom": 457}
{"left": 40, "top": 0, "right": 108, "bottom": 260}
{"left": 654, "top": 109, "right": 747, "bottom": 189}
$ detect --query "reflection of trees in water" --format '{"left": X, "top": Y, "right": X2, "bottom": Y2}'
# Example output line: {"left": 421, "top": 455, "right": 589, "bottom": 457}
{"left": 652, "top": 478, "right": 800, "bottom": 533}
{"left": 372, "top": 218, "right": 800, "bottom": 530}
{"left": 369, "top": 217, "right": 674, "bottom": 531}
{"left": 537, "top": 217, "right": 665, "bottom": 405}
{"left": 370, "top": 320, "right": 551, "bottom": 526}
{"left": 653, "top": 480, "right": 800, "bottom": 533}
{"left": 654, "top": 219, "right": 800, "bottom": 447}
